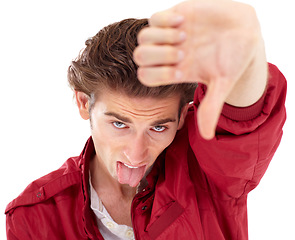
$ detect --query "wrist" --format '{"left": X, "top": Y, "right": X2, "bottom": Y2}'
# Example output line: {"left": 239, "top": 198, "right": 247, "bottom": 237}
{"left": 225, "top": 37, "right": 268, "bottom": 107}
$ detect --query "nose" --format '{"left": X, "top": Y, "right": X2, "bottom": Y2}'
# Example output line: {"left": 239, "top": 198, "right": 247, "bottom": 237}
{"left": 123, "top": 133, "right": 149, "bottom": 165}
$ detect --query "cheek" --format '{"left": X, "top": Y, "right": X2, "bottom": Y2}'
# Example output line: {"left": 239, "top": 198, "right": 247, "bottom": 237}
{"left": 91, "top": 118, "right": 119, "bottom": 142}
{"left": 91, "top": 122, "right": 118, "bottom": 161}
{"left": 150, "top": 130, "right": 178, "bottom": 156}
{"left": 92, "top": 135, "right": 122, "bottom": 178}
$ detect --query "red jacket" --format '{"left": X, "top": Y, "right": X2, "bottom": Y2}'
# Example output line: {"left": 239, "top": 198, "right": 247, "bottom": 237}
{"left": 5, "top": 63, "right": 287, "bottom": 240}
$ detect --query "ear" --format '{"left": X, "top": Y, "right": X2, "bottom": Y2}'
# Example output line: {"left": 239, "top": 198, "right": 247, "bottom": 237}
{"left": 75, "top": 91, "right": 90, "bottom": 120}
{"left": 177, "top": 103, "right": 189, "bottom": 130}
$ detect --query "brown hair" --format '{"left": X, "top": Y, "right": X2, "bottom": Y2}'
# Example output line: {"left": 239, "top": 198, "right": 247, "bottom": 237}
{"left": 68, "top": 18, "right": 197, "bottom": 111}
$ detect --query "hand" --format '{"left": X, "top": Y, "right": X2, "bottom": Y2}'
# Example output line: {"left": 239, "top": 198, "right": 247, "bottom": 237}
{"left": 134, "top": 0, "right": 266, "bottom": 140}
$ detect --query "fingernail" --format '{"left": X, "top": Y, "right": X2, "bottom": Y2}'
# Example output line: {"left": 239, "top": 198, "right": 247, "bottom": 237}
{"left": 178, "top": 50, "right": 185, "bottom": 62}
{"left": 175, "top": 70, "right": 183, "bottom": 80}
{"left": 172, "top": 15, "right": 184, "bottom": 25}
{"left": 179, "top": 31, "right": 187, "bottom": 41}
{"left": 177, "top": 50, "right": 184, "bottom": 62}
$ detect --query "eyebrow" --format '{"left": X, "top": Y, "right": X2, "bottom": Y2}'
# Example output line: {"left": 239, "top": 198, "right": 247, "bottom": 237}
{"left": 104, "top": 111, "right": 177, "bottom": 125}
{"left": 152, "top": 118, "right": 177, "bottom": 126}
{"left": 105, "top": 112, "right": 132, "bottom": 123}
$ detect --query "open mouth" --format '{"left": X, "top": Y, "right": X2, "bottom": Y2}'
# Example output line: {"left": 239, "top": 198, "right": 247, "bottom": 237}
{"left": 117, "top": 161, "right": 147, "bottom": 187}
{"left": 122, "top": 162, "right": 140, "bottom": 169}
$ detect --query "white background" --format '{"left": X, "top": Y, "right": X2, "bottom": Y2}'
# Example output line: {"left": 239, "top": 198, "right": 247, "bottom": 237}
{"left": 0, "top": 0, "right": 294, "bottom": 239}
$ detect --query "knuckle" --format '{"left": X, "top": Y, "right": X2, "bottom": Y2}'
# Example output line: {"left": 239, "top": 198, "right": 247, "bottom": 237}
{"left": 163, "top": 47, "right": 181, "bottom": 63}
{"left": 170, "top": 30, "right": 180, "bottom": 42}
{"left": 161, "top": 67, "right": 175, "bottom": 81}
{"left": 162, "top": 30, "right": 178, "bottom": 44}
{"left": 149, "top": 12, "right": 160, "bottom": 26}
{"left": 150, "top": 11, "right": 170, "bottom": 26}
{"left": 138, "top": 67, "right": 178, "bottom": 86}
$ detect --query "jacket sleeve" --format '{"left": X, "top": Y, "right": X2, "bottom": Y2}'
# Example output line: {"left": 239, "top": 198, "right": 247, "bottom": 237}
{"left": 188, "top": 63, "right": 287, "bottom": 198}
{"left": 6, "top": 211, "right": 30, "bottom": 240}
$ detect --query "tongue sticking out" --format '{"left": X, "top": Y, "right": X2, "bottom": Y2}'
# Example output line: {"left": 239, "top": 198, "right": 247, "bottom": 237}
{"left": 117, "top": 162, "right": 146, "bottom": 187}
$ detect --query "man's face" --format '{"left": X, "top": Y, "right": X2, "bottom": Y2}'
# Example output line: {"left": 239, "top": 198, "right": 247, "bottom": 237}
{"left": 86, "top": 89, "right": 186, "bottom": 188}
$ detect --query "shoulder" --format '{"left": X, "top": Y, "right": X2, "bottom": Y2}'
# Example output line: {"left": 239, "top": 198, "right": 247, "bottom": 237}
{"left": 5, "top": 157, "right": 82, "bottom": 215}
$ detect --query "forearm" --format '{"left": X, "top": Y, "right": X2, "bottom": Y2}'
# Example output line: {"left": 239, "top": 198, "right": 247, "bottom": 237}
{"left": 225, "top": 36, "right": 268, "bottom": 107}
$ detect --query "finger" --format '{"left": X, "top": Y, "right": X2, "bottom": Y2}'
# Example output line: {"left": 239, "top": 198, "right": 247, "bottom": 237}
{"left": 134, "top": 45, "right": 184, "bottom": 67}
{"left": 149, "top": 11, "right": 184, "bottom": 27}
{"left": 137, "top": 66, "right": 183, "bottom": 86}
{"left": 197, "top": 79, "right": 227, "bottom": 140}
{"left": 138, "top": 27, "right": 186, "bottom": 45}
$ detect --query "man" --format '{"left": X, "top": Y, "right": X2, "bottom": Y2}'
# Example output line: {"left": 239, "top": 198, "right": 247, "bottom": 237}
{"left": 5, "top": 0, "right": 286, "bottom": 239}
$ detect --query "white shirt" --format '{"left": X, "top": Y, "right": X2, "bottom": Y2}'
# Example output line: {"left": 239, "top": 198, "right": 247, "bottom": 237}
{"left": 89, "top": 179, "right": 135, "bottom": 240}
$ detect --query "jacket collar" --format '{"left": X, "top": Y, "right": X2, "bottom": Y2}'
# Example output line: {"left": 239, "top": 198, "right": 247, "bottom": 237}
{"left": 79, "top": 137, "right": 104, "bottom": 239}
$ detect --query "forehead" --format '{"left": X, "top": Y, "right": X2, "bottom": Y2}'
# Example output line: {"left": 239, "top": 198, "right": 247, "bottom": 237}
{"left": 93, "top": 89, "right": 181, "bottom": 120}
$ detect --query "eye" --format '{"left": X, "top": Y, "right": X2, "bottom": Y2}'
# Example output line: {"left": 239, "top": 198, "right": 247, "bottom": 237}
{"left": 152, "top": 126, "right": 167, "bottom": 132}
{"left": 112, "top": 121, "right": 127, "bottom": 129}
